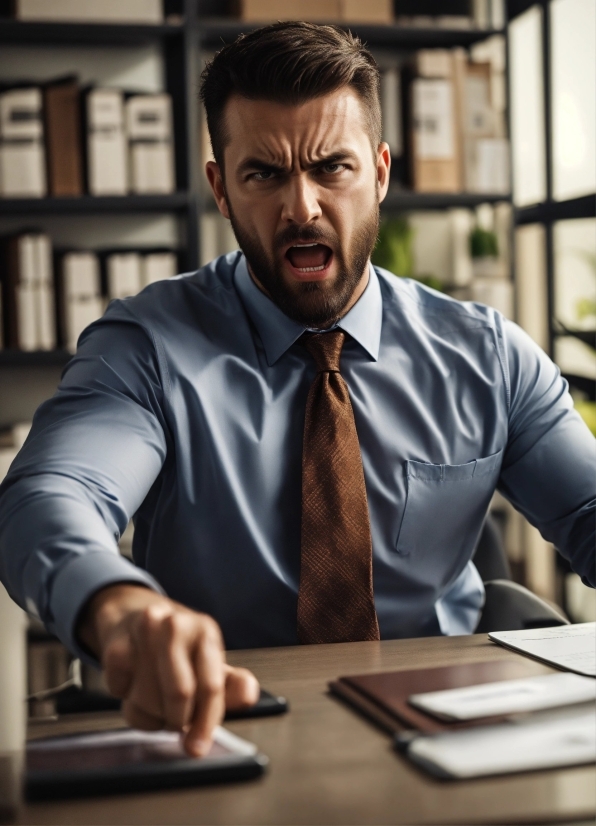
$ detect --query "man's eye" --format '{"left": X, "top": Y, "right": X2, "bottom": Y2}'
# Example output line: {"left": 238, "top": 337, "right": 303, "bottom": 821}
{"left": 321, "top": 163, "right": 345, "bottom": 174}
{"left": 252, "top": 170, "right": 275, "bottom": 181}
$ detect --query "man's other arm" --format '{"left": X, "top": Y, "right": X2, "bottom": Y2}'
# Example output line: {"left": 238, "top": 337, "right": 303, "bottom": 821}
{"left": 0, "top": 306, "right": 258, "bottom": 753}
{"left": 497, "top": 320, "right": 595, "bottom": 587}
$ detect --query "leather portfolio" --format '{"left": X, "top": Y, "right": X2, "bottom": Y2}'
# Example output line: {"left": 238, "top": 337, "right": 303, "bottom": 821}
{"left": 329, "top": 657, "right": 553, "bottom": 735}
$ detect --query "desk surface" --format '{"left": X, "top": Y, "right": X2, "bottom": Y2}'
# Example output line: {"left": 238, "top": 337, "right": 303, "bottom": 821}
{"left": 21, "top": 634, "right": 596, "bottom": 825}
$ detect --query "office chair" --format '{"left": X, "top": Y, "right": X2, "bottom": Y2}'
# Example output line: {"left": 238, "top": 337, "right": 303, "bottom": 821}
{"left": 473, "top": 515, "right": 569, "bottom": 633}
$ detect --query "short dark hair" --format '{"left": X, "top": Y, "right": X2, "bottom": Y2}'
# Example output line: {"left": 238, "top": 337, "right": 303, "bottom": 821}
{"left": 199, "top": 21, "right": 382, "bottom": 170}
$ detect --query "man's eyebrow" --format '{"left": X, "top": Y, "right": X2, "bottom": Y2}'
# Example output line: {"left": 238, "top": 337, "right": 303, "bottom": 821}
{"left": 310, "top": 152, "right": 356, "bottom": 167}
{"left": 237, "top": 151, "right": 358, "bottom": 175}
{"left": 237, "top": 157, "right": 286, "bottom": 174}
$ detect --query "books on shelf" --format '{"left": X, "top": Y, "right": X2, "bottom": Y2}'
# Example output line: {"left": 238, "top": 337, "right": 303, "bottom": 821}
{"left": 84, "top": 88, "right": 128, "bottom": 197}
{"left": 0, "top": 87, "right": 46, "bottom": 197}
{"left": 464, "top": 137, "right": 510, "bottom": 194}
{"left": 105, "top": 252, "right": 143, "bottom": 300}
{"left": 232, "top": 0, "right": 392, "bottom": 24}
{"left": 8, "top": 0, "right": 164, "bottom": 24}
{"left": 0, "top": 233, "right": 55, "bottom": 351}
{"left": 0, "top": 79, "right": 176, "bottom": 200}
{"left": 104, "top": 249, "right": 178, "bottom": 298}
{"left": 125, "top": 94, "right": 175, "bottom": 195}
{"left": 410, "top": 76, "right": 459, "bottom": 193}
{"left": 380, "top": 68, "right": 402, "bottom": 159}
{"left": 43, "top": 76, "right": 83, "bottom": 197}
{"left": 0, "top": 229, "right": 179, "bottom": 354}
{"left": 56, "top": 251, "right": 104, "bottom": 353}
{"left": 143, "top": 251, "right": 177, "bottom": 284}
{"left": 398, "top": 42, "right": 510, "bottom": 195}
{"left": 0, "top": 423, "right": 31, "bottom": 483}
{"left": 200, "top": 213, "right": 238, "bottom": 267}
{"left": 472, "top": 0, "right": 505, "bottom": 30}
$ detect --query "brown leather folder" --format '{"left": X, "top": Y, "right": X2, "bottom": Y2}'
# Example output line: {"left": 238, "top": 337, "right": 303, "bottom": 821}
{"left": 329, "top": 658, "right": 553, "bottom": 735}
{"left": 43, "top": 76, "right": 83, "bottom": 197}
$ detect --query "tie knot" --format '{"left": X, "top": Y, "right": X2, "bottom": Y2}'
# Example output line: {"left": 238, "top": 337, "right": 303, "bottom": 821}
{"left": 302, "top": 330, "right": 345, "bottom": 373}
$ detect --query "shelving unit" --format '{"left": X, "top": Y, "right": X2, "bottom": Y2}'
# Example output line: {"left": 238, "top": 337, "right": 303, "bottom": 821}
{"left": 0, "top": 0, "right": 200, "bottom": 261}
{"left": 0, "top": 1, "right": 508, "bottom": 371}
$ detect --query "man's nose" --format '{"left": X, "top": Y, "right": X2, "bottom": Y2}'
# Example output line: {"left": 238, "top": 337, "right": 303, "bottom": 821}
{"left": 280, "top": 174, "right": 322, "bottom": 225}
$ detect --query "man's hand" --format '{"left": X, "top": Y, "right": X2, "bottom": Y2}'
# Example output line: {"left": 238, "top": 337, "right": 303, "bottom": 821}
{"left": 77, "top": 584, "right": 260, "bottom": 756}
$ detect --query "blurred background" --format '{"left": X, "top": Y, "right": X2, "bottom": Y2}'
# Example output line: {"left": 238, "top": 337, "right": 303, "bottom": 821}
{"left": 0, "top": 0, "right": 594, "bottom": 712}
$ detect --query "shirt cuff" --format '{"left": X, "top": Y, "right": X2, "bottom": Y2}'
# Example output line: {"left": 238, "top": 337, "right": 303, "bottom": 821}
{"left": 49, "top": 551, "right": 165, "bottom": 666}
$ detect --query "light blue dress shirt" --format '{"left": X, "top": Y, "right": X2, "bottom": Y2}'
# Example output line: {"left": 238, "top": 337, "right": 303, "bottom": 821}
{"left": 0, "top": 253, "right": 594, "bottom": 659}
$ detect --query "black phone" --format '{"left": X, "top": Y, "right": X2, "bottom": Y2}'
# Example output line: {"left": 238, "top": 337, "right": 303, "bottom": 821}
{"left": 26, "top": 726, "right": 268, "bottom": 800}
{"left": 57, "top": 686, "right": 289, "bottom": 719}
{"left": 225, "top": 688, "right": 289, "bottom": 720}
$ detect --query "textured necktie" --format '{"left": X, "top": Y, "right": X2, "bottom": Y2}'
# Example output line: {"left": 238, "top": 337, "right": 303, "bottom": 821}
{"left": 298, "top": 330, "right": 380, "bottom": 644}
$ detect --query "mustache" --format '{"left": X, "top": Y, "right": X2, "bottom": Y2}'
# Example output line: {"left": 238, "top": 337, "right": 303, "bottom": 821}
{"left": 274, "top": 224, "right": 337, "bottom": 253}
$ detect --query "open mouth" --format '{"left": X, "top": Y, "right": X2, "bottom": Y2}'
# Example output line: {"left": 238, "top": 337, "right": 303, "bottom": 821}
{"left": 285, "top": 243, "right": 333, "bottom": 275}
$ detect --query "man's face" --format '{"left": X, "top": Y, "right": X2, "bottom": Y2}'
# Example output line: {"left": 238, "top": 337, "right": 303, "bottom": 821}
{"left": 206, "top": 88, "right": 390, "bottom": 328}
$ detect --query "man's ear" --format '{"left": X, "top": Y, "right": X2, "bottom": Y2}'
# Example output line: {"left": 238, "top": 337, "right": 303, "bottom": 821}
{"left": 376, "top": 142, "right": 391, "bottom": 204}
{"left": 205, "top": 161, "right": 230, "bottom": 219}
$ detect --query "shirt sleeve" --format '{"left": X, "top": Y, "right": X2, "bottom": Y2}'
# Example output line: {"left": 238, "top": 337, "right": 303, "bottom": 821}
{"left": 0, "top": 302, "right": 169, "bottom": 660}
{"left": 497, "top": 319, "right": 596, "bottom": 587}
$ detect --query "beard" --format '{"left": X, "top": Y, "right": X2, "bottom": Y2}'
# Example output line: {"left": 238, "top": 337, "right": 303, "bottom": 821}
{"left": 226, "top": 198, "right": 379, "bottom": 329}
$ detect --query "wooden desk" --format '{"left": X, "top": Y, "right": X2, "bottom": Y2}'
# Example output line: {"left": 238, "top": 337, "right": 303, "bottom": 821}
{"left": 20, "top": 634, "right": 596, "bottom": 825}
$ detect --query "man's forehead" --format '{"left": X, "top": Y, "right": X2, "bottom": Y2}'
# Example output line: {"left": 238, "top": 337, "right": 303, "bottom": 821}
{"left": 223, "top": 88, "right": 370, "bottom": 163}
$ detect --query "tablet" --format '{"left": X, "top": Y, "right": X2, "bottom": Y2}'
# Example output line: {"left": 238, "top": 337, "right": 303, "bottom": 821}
{"left": 26, "top": 726, "right": 268, "bottom": 800}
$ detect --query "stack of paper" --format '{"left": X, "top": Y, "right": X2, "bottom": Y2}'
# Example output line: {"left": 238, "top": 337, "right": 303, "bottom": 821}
{"left": 401, "top": 706, "right": 595, "bottom": 779}
{"left": 489, "top": 623, "right": 596, "bottom": 677}
{"left": 409, "top": 672, "right": 595, "bottom": 721}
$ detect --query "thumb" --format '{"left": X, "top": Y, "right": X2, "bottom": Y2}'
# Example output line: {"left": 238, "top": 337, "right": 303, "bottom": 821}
{"left": 224, "top": 664, "right": 260, "bottom": 710}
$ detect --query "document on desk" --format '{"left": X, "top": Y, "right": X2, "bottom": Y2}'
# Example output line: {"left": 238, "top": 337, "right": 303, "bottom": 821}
{"left": 409, "top": 672, "right": 596, "bottom": 721}
{"left": 400, "top": 705, "right": 596, "bottom": 779}
{"left": 489, "top": 623, "right": 596, "bottom": 677}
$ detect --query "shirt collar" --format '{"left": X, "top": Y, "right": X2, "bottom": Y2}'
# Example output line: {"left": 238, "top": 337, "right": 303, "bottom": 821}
{"left": 234, "top": 255, "right": 382, "bottom": 366}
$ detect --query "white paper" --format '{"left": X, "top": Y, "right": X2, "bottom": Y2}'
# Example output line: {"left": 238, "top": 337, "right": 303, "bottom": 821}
{"left": 489, "top": 623, "right": 596, "bottom": 677}
{"left": 406, "top": 706, "right": 596, "bottom": 779}
{"left": 410, "top": 672, "right": 596, "bottom": 721}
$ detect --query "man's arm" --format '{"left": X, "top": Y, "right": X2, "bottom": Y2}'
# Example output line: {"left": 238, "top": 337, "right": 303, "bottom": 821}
{"left": 0, "top": 305, "right": 258, "bottom": 753}
{"left": 497, "top": 320, "right": 595, "bottom": 586}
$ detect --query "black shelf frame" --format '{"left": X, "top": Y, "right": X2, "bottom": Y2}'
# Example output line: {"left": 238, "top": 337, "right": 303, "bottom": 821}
{"left": 383, "top": 191, "right": 511, "bottom": 211}
{"left": 198, "top": 19, "right": 505, "bottom": 49}
{"left": 0, "top": 350, "right": 72, "bottom": 367}
{"left": 0, "top": 3, "right": 513, "bottom": 368}
{"left": 0, "top": 193, "right": 191, "bottom": 215}
{"left": 0, "top": 20, "right": 184, "bottom": 44}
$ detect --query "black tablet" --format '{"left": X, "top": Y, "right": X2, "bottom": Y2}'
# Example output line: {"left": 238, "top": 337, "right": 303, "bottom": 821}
{"left": 26, "top": 726, "right": 268, "bottom": 801}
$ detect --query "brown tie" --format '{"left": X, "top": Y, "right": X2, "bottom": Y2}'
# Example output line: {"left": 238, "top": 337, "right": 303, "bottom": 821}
{"left": 298, "top": 330, "right": 380, "bottom": 644}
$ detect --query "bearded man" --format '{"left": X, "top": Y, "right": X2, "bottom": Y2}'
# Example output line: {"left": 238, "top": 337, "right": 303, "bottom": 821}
{"left": 0, "top": 22, "right": 593, "bottom": 757}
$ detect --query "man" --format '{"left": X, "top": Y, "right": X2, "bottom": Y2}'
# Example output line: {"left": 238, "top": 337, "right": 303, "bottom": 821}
{"left": 0, "top": 23, "right": 594, "bottom": 757}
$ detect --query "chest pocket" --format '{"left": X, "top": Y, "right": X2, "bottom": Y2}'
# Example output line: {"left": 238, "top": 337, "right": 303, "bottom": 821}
{"left": 395, "top": 450, "right": 503, "bottom": 588}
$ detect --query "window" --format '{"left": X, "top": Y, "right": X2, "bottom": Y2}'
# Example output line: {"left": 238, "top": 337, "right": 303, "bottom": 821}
{"left": 550, "top": 0, "right": 596, "bottom": 200}
{"left": 509, "top": 6, "right": 546, "bottom": 206}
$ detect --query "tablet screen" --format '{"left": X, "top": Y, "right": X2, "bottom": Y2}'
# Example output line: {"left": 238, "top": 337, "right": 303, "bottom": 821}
{"left": 27, "top": 727, "right": 253, "bottom": 773}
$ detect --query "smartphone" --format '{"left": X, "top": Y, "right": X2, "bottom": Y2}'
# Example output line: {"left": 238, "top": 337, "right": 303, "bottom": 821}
{"left": 225, "top": 688, "right": 289, "bottom": 720}
{"left": 26, "top": 726, "right": 268, "bottom": 800}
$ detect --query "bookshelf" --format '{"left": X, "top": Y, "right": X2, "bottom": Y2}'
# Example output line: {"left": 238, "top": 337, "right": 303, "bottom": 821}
{"left": 0, "top": 4, "right": 511, "bottom": 375}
